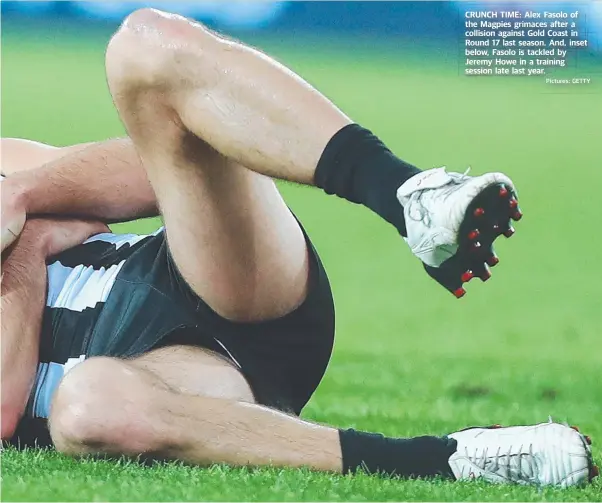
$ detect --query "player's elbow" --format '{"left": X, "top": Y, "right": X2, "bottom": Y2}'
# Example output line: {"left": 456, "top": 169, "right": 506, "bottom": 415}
{"left": 1, "top": 378, "right": 30, "bottom": 440}
{"left": 1, "top": 404, "right": 21, "bottom": 441}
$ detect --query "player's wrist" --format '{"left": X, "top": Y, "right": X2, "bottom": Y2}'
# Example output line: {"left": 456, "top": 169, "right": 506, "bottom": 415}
{"left": 4, "top": 174, "right": 33, "bottom": 215}
{"left": 18, "top": 219, "right": 56, "bottom": 258}
{"left": 28, "top": 218, "right": 109, "bottom": 258}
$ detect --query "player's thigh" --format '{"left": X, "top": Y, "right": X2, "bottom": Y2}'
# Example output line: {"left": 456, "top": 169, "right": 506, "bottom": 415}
{"left": 130, "top": 344, "right": 255, "bottom": 403}
{"left": 109, "top": 89, "right": 308, "bottom": 323}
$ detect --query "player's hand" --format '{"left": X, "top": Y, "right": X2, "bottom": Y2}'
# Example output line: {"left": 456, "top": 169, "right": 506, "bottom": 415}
{"left": 20, "top": 218, "right": 110, "bottom": 258}
{"left": 1, "top": 178, "right": 27, "bottom": 253}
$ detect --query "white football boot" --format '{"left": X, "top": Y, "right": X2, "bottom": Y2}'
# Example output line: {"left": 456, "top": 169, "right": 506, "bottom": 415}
{"left": 397, "top": 167, "right": 521, "bottom": 298}
{"left": 448, "top": 422, "right": 598, "bottom": 487}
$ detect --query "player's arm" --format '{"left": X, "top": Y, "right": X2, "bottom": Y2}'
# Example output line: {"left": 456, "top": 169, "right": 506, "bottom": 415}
{"left": 1, "top": 222, "right": 48, "bottom": 440}
{"left": 1, "top": 218, "right": 109, "bottom": 440}
{"left": 1, "top": 138, "right": 95, "bottom": 175}
{"left": 2, "top": 137, "right": 158, "bottom": 222}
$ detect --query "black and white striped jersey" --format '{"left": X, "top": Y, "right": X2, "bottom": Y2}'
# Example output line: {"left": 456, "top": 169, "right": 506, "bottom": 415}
{"left": 10, "top": 216, "right": 336, "bottom": 444}
{"left": 21, "top": 225, "right": 217, "bottom": 426}
{"left": 38, "top": 226, "right": 202, "bottom": 371}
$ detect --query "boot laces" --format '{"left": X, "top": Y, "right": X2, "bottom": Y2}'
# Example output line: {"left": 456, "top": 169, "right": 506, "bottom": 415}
{"left": 463, "top": 442, "right": 537, "bottom": 483}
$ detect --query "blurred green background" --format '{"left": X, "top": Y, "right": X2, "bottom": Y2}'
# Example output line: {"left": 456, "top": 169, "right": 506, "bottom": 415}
{"left": 2, "top": 14, "right": 602, "bottom": 502}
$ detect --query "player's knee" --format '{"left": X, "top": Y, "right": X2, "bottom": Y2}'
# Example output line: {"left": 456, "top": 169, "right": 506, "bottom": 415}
{"left": 121, "top": 7, "right": 167, "bottom": 30}
{"left": 105, "top": 9, "right": 166, "bottom": 95}
{"left": 49, "top": 357, "right": 157, "bottom": 456}
{"left": 119, "top": 7, "right": 215, "bottom": 49}
{"left": 49, "top": 357, "right": 124, "bottom": 453}
{"left": 106, "top": 8, "right": 211, "bottom": 96}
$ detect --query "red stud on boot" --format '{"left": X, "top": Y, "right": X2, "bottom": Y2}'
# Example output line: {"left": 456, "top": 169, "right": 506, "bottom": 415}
{"left": 487, "top": 256, "right": 500, "bottom": 267}
{"left": 454, "top": 287, "right": 466, "bottom": 299}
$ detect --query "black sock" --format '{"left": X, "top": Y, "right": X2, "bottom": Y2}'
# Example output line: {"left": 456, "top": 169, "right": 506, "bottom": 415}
{"left": 314, "top": 124, "right": 422, "bottom": 236}
{"left": 338, "top": 429, "right": 457, "bottom": 479}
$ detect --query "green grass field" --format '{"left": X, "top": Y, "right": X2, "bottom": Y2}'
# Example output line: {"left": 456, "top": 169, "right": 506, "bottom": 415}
{"left": 2, "top": 21, "right": 602, "bottom": 502}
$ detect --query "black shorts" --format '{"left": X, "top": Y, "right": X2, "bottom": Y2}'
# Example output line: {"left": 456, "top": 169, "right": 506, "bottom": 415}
{"left": 9, "top": 223, "right": 335, "bottom": 448}
{"left": 158, "top": 228, "right": 336, "bottom": 415}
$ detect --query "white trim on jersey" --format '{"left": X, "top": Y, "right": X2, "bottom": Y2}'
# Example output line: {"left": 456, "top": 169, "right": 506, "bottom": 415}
{"left": 83, "top": 227, "right": 164, "bottom": 249}
{"left": 30, "top": 356, "right": 87, "bottom": 418}
{"left": 45, "top": 228, "right": 164, "bottom": 312}
{"left": 46, "top": 260, "right": 126, "bottom": 312}
{"left": 214, "top": 338, "right": 242, "bottom": 369}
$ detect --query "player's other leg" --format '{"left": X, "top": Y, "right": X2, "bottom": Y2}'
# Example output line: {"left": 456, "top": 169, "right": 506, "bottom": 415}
{"left": 105, "top": 9, "right": 522, "bottom": 298}
{"left": 48, "top": 349, "right": 598, "bottom": 487}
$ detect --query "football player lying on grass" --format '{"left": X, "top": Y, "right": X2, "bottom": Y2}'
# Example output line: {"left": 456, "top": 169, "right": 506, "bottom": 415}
{"left": 1, "top": 8, "right": 598, "bottom": 487}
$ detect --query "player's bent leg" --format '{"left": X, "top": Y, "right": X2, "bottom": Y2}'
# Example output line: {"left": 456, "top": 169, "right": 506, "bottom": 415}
{"left": 105, "top": 21, "right": 309, "bottom": 323}
{"left": 105, "top": 81, "right": 308, "bottom": 323}
{"left": 105, "top": 7, "right": 350, "bottom": 185}
{"left": 105, "top": 9, "right": 523, "bottom": 299}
